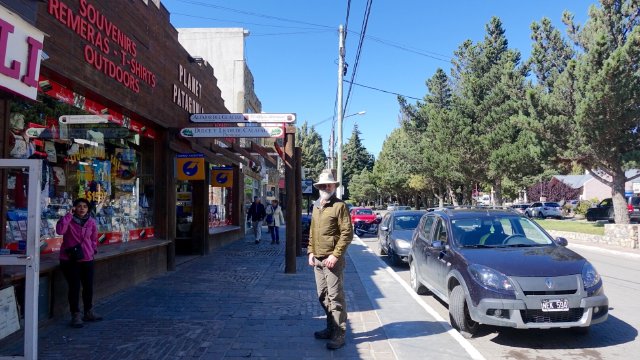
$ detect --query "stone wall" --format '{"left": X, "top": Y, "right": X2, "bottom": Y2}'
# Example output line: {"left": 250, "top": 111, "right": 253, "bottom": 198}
{"left": 547, "top": 224, "right": 640, "bottom": 249}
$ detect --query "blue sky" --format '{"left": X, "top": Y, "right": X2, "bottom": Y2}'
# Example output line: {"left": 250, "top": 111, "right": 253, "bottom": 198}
{"left": 162, "top": 0, "right": 595, "bottom": 158}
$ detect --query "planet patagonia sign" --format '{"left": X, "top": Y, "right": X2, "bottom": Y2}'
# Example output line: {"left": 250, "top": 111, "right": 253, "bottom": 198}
{"left": 180, "top": 126, "right": 284, "bottom": 138}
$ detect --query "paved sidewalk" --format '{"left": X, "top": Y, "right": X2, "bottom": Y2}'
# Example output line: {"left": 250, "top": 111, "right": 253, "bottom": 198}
{"left": 0, "top": 228, "right": 476, "bottom": 359}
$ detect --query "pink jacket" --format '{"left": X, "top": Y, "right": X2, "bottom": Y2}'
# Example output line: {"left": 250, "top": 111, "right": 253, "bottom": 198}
{"left": 56, "top": 213, "right": 98, "bottom": 261}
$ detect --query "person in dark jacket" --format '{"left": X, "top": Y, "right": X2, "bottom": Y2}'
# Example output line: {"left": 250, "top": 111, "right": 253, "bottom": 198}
{"left": 56, "top": 198, "right": 102, "bottom": 328}
{"left": 307, "top": 170, "right": 353, "bottom": 350}
{"left": 247, "top": 196, "right": 266, "bottom": 244}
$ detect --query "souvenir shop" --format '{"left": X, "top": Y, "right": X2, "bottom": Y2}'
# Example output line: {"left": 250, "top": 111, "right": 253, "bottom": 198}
{"left": 0, "top": 0, "right": 244, "bottom": 321}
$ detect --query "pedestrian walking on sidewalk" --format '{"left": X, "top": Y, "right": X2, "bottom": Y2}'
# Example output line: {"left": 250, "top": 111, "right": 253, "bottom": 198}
{"left": 266, "top": 199, "right": 285, "bottom": 244}
{"left": 307, "top": 170, "right": 353, "bottom": 350}
{"left": 247, "top": 196, "right": 266, "bottom": 244}
{"left": 56, "top": 198, "right": 103, "bottom": 328}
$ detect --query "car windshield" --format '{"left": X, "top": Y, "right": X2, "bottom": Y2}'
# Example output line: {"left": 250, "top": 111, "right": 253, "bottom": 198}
{"left": 451, "top": 216, "right": 554, "bottom": 248}
{"left": 393, "top": 215, "right": 422, "bottom": 230}
{"left": 355, "top": 209, "right": 373, "bottom": 215}
{"left": 544, "top": 202, "right": 560, "bottom": 207}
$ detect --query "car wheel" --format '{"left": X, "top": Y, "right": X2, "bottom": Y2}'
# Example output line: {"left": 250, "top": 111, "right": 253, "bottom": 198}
{"left": 377, "top": 241, "right": 387, "bottom": 255}
{"left": 409, "top": 260, "right": 428, "bottom": 295}
{"left": 537, "top": 211, "right": 545, "bottom": 219}
{"left": 525, "top": 211, "right": 531, "bottom": 218}
{"left": 355, "top": 229, "right": 364, "bottom": 237}
{"left": 586, "top": 216, "right": 594, "bottom": 222}
{"left": 449, "top": 285, "right": 480, "bottom": 338}
{"left": 388, "top": 247, "right": 400, "bottom": 266}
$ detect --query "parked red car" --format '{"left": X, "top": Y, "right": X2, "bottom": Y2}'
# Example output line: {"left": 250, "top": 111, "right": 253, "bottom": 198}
{"left": 350, "top": 207, "right": 377, "bottom": 224}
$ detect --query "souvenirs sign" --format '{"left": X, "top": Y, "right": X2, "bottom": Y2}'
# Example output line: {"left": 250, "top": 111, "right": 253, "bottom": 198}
{"left": 180, "top": 126, "right": 284, "bottom": 138}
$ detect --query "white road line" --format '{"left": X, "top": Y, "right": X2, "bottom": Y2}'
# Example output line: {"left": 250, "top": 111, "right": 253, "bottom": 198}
{"left": 354, "top": 237, "right": 487, "bottom": 360}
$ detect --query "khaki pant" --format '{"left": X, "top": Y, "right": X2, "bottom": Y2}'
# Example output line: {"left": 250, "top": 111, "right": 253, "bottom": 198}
{"left": 252, "top": 220, "right": 262, "bottom": 241}
{"left": 313, "top": 256, "right": 347, "bottom": 331}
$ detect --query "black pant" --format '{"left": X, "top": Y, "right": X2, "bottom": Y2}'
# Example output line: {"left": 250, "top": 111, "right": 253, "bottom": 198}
{"left": 60, "top": 260, "right": 94, "bottom": 314}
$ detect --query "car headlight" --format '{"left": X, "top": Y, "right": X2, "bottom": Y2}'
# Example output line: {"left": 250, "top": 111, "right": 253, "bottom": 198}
{"left": 582, "top": 262, "right": 601, "bottom": 289}
{"left": 395, "top": 239, "right": 411, "bottom": 249}
{"left": 469, "top": 264, "right": 515, "bottom": 293}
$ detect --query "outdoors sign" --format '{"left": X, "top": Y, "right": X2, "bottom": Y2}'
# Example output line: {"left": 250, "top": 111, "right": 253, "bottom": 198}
{"left": 302, "top": 179, "right": 314, "bottom": 194}
{"left": 189, "top": 113, "right": 296, "bottom": 123}
{"left": 176, "top": 153, "right": 205, "bottom": 180}
{"left": 180, "top": 126, "right": 285, "bottom": 138}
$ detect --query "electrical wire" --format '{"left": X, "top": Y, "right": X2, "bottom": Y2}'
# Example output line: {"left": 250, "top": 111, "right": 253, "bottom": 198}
{"left": 343, "top": 0, "right": 373, "bottom": 114}
{"left": 174, "top": 0, "right": 333, "bottom": 29}
{"left": 343, "top": 80, "right": 421, "bottom": 100}
{"left": 344, "top": 0, "right": 352, "bottom": 42}
{"left": 171, "top": 12, "right": 324, "bottom": 30}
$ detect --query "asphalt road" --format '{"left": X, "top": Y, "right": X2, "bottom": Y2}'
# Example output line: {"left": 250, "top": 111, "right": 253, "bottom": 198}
{"left": 359, "top": 234, "right": 640, "bottom": 360}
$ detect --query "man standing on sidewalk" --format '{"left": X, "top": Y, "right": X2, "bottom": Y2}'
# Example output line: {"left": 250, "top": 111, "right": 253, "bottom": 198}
{"left": 307, "top": 170, "right": 353, "bottom": 350}
{"left": 247, "top": 196, "right": 266, "bottom": 244}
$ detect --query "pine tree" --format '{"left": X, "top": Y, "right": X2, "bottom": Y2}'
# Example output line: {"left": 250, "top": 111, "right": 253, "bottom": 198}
{"left": 343, "top": 124, "right": 374, "bottom": 199}
{"left": 296, "top": 121, "right": 327, "bottom": 182}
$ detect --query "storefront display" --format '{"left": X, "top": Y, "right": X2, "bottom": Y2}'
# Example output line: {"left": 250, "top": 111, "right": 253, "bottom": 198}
{"left": 3, "top": 81, "right": 155, "bottom": 254}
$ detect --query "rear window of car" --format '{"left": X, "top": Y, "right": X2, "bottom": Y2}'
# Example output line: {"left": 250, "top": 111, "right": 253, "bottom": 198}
{"left": 394, "top": 215, "right": 422, "bottom": 230}
{"left": 630, "top": 197, "right": 640, "bottom": 206}
{"left": 544, "top": 202, "right": 560, "bottom": 207}
{"left": 355, "top": 209, "right": 373, "bottom": 215}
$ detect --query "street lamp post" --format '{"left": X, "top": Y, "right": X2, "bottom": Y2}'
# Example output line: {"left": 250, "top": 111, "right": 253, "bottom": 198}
{"left": 335, "top": 110, "right": 366, "bottom": 198}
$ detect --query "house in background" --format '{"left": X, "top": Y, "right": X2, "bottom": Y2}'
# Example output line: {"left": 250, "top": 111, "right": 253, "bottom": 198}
{"left": 554, "top": 169, "right": 640, "bottom": 201}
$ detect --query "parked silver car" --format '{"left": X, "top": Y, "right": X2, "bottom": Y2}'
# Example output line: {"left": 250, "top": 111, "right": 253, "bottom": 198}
{"left": 377, "top": 210, "right": 425, "bottom": 265}
{"left": 525, "top": 202, "right": 563, "bottom": 219}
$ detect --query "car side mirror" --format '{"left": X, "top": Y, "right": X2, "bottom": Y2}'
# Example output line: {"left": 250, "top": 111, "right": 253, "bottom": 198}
{"left": 432, "top": 240, "right": 445, "bottom": 250}
{"left": 380, "top": 226, "right": 389, "bottom": 232}
{"left": 556, "top": 237, "right": 568, "bottom": 247}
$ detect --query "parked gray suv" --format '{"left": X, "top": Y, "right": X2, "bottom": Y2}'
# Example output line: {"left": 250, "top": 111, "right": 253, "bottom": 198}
{"left": 409, "top": 208, "right": 608, "bottom": 337}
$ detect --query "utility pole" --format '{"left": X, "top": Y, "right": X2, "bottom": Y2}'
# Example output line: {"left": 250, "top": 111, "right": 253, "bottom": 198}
{"left": 328, "top": 127, "right": 334, "bottom": 169}
{"left": 336, "top": 24, "right": 345, "bottom": 199}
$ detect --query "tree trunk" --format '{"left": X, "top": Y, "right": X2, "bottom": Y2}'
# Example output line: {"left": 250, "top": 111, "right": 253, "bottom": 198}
{"left": 494, "top": 179, "right": 503, "bottom": 206}
{"left": 612, "top": 170, "right": 630, "bottom": 224}
{"left": 447, "top": 184, "right": 459, "bottom": 206}
{"left": 432, "top": 186, "right": 444, "bottom": 208}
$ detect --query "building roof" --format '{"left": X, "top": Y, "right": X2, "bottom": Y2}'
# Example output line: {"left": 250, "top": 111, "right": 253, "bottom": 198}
{"left": 553, "top": 174, "right": 593, "bottom": 189}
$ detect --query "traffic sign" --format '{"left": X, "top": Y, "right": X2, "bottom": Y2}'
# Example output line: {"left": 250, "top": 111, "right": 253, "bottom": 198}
{"left": 302, "top": 179, "right": 314, "bottom": 194}
{"left": 243, "top": 113, "right": 296, "bottom": 123}
{"left": 180, "top": 126, "right": 284, "bottom": 138}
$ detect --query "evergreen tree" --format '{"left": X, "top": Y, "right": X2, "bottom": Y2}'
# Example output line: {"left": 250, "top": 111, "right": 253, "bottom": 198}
{"left": 343, "top": 124, "right": 375, "bottom": 199}
{"left": 348, "top": 169, "right": 378, "bottom": 205}
{"left": 545, "top": 0, "right": 640, "bottom": 223}
{"left": 296, "top": 121, "right": 327, "bottom": 182}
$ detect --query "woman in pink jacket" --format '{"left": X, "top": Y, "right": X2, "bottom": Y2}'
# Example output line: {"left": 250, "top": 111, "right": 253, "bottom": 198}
{"left": 56, "top": 198, "right": 102, "bottom": 328}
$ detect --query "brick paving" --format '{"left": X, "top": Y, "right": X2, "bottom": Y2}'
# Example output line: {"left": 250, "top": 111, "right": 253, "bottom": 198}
{"left": 1, "top": 229, "right": 399, "bottom": 359}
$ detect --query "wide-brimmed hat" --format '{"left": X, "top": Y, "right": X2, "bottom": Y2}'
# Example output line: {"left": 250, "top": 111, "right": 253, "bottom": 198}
{"left": 314, "top": 170, "right": 340, "bottom": 188}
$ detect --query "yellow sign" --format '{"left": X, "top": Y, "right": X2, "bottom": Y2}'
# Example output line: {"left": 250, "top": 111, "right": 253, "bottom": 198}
{"left": 212, "top": 169, "right": 233, "bottom": 187}
{"left": 176, "top": 155, "right": 205, "bottom": 180}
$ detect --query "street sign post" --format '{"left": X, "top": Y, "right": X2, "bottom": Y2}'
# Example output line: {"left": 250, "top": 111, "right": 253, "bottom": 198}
{"left": 180, "top": 126, "right": 285, "bottom": 138}
{"left": 302, "top": 179, "right": 313, "bottom": 194}
{"left": 189, "top": 113, "right": 296, "bottom": 123}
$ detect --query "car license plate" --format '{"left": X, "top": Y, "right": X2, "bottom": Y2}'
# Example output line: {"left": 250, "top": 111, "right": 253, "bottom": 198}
{"left": 541, "top": 299, "right": 569, "bottom": 312}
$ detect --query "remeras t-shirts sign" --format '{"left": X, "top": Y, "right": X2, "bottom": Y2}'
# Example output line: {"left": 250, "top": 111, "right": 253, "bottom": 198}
{"left": 46, "top": 0, "right": 157, "bottom": 93}
{"left": 0, "top": 6, "right": 45, "bottom": 100}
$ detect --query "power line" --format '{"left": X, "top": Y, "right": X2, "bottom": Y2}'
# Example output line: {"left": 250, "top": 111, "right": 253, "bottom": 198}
{"left": 170, "top": 3, "right": 451, "bottom": 61}
{"left": 344, "top": 80, "right": 422, "bottom": 100}
{"left": 343, "top": 0, "right": 373, "bottom": 114}
{"left": 174, "top": 0, "right": 333, "bottom": 29}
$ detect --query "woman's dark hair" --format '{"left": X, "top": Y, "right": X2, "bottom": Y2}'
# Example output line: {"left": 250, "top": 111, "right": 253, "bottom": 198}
{"left": 73, "top": 198, "right": 91, "bottom": 208}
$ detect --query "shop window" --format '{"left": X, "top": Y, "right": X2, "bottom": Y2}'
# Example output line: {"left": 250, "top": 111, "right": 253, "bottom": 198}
{"left": 3, "top": 94, "right": 155, "bottom": 254}
{"left": 209, "top": 165, "right": 235, "bottom": 231}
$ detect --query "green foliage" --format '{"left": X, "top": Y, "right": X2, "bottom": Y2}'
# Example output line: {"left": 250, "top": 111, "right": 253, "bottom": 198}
{"left": 348, "top": 169, "right": 378, "bottom": 204}
{"left": 343, "top": 124, "right": 375, "bottom": 199}
{"left": 575, "top": 200, "right": 594, "bottom": 216}
{"left": 296, "top": 122, "right": 327, "bottom": 182}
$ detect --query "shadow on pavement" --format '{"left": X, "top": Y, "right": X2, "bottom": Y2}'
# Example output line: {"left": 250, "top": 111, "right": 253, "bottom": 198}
{"left": 487, "top": 314, "right": 637, "bottom": 349}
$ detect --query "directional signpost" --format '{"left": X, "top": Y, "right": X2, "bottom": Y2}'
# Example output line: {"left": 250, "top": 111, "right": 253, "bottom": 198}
{"left": 180, "top": 126, "right": 284, "bottom": 138}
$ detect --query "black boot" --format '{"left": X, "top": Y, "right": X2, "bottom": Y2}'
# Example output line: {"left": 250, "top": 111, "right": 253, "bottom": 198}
{"left": 326, "top": 328, "right": 346, "bottom": 350}
{"left": 314, "top": 317, "right": 334, "bottom": 340}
